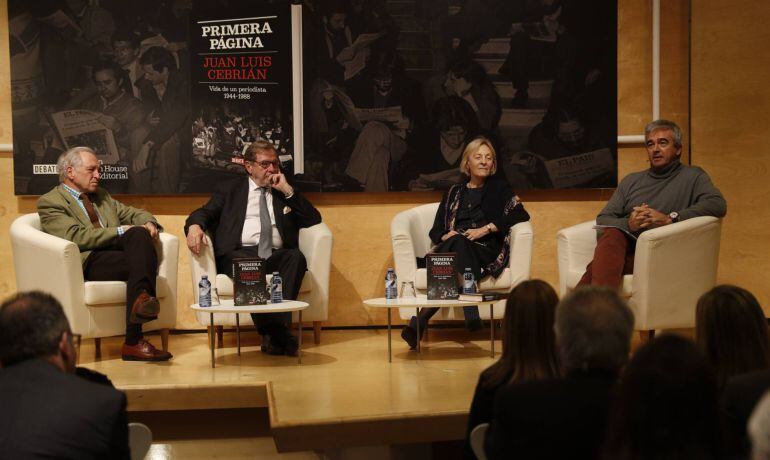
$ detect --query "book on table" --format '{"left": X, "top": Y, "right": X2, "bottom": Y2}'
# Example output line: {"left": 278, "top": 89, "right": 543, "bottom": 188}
{"left": 457, "top": 291, "right": 509, "bottom": 302}
{"left": 233, "top": 258, "right": 269, "bottom": 306}
{"left": 426, "top": 253, "right": 459, "bottom": 300}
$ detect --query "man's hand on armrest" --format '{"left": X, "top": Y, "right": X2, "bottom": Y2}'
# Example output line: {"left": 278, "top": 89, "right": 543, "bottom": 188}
{"left": 186, "top": 224, "right": 207, "bottom": 255}
{"left": 142, "top": 222, "right": 160, "bottom": 240}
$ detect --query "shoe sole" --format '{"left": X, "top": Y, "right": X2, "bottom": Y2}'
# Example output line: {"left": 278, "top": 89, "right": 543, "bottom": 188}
{"left": 121, "top": 354, "right": 172, "bottom": 362}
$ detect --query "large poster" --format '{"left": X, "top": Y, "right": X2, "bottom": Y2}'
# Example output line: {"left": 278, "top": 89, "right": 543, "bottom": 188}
{"left": 8, "top": 0, "right": 297, "bottom": 195}
{"left": 299, "top": 0, "right": 617, "bottom": 192}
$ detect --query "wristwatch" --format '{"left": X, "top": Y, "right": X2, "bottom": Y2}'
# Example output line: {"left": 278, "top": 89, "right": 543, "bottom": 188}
{"left": 668, "top": 211, "right": 679, "bottom": 223}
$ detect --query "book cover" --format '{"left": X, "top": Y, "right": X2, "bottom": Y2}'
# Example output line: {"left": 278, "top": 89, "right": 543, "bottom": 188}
{"left": 233, "top": 257, "right": 269, "bottom": 306}
{"left": 458, "top": 291, "right": 508, "bottom": 302}
{"left": 190, "top": 0, "right": 298, "bottom": 181}
{"left": 427, "top": 253, "right": 459, "bottom": 300}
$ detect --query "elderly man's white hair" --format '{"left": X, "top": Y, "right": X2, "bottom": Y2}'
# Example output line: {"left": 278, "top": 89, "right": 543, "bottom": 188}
{"left": 57, "top": 146, "right": 96, "bottom": 183}
{"left": 749, "top": 390, "right": 770, "bottom": 460}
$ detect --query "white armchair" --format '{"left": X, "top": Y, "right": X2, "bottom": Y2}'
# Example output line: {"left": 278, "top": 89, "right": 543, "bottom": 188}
{"left": 188, "top": 223, "right": 333, "bottom": 344}
{"left": 10, "top": 213, "right": 178, "bottom": 354}
{"left": 391, "top": 203, "right": 534, "bottom": 321}
{"left": 557, "top": 217, "right": 722, "bottom": 333}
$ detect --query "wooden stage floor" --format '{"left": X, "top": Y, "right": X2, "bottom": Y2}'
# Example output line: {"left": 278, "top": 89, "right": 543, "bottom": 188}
{"left": 80, "top": 328, "right": 500, "bottom": 453}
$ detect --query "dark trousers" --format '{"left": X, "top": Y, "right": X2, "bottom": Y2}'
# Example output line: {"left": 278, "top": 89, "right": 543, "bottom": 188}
{"left": 217, "top": 247, "right": 307, "bottom": 346}
{"left": 419, "top": 235, "right": 499, "bottom": 327}
{"left": 83, "top": 227, "right": 158, "bottom": 345}
{"left": 577, "top": 228, "right": 635, "bottom": 289}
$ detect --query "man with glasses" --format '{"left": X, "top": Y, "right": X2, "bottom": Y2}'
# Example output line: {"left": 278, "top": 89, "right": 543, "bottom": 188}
{"left": 0, "top": 291, "right": 130, "bottom": 458}
{"left": 185, "top": 140, "right": 322, "bottom": 356}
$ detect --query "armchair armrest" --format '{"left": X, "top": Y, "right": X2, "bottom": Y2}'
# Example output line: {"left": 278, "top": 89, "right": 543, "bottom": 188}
{"left": 391, "top": 210, "right": 419, "bottom": 285}
{"left": 508, "top": 221, "right": 533, "bottom": 286}
{"left": 157, "top": 233, "right": 179, "bottom": 283}
{"left": 189, "top": 233, "right": 218, "bottom": 304}
{"left": 298, "top": 223, "right": 333, "bottom": 317}
{"left": 156, "top": 233, "right": 178, "bottom": 322}
{"left": 391, "top": 203, "right": 439, "bottom": 284}
{"left": 10, "top": 214, "right": 87, "bottom": 331}
{"left": 631, "top": 216, "right": 722, "bottom": 329}
{"left": 556, "top": 220, "right": 598, "bottom": 295}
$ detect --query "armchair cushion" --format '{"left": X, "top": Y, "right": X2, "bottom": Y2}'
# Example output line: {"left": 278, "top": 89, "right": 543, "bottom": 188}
{"left": 83, "top": 277, "right": 172, "bottom": 305}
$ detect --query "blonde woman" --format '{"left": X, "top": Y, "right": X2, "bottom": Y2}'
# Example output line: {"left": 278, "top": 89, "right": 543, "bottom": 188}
{"left": 401, "top": 136, "right": 530, "bottom": 348}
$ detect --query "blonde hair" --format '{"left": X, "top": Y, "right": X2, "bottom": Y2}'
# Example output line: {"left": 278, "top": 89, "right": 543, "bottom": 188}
{"left": 459, "top": 136, "right": 497, "bottom": 176}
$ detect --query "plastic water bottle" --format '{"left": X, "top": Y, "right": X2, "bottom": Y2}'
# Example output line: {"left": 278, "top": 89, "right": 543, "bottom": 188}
{"left": 463, "top": 268, "right": 476, "bottom": 294}
{"left": 271, "top": 272, "right": 283, "bottom": 303}
{"left": 199, "top": 275, "right": 212, "bottom": 307}
{"left": 385, "top": 268, "right": 398, "bottom": 299}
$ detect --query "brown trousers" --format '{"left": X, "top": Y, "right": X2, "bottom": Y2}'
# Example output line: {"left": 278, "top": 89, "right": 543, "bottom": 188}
{"left": 577, "top": 228, "right": 635, "bottom": 289}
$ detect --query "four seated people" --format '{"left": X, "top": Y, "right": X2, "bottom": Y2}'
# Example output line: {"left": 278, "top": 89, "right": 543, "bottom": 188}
{"left": 8, "top": 119, "right": 765, "bottom": 458}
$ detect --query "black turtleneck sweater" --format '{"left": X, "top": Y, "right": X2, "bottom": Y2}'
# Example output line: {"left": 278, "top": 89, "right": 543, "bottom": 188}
{"left": 597, "top": 160, "right": 727, "bottom": 233}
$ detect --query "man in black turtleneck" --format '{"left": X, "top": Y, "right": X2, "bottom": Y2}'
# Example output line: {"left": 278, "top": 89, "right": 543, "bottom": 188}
{"left": 577, "top": 119, "right": 727, "bottom": 288}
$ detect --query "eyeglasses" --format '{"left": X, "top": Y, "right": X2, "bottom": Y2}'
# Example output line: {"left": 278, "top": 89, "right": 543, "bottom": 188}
{"left": 248, "top": 160, "right": 280, "bottom": 169}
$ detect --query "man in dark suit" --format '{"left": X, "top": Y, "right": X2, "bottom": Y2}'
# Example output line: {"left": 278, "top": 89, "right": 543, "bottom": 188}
{"left": 185, "top": 140, "right": 322, "bottom": 356}
{"left": 38, "top": 146, "right": 171, "bottom": 361}
{"left": 0, "top": 291, "right": 130, "bottom": 459}
{"left": 484, "top": 286, "right": 635, "bottom": 459}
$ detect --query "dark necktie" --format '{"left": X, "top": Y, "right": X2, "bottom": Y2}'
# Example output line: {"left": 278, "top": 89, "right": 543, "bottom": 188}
{"left": 80, "top": 193, "right": 102, "bottom": 228}
{"left": 258, "top": 187, "right": 272, "bottom": 259}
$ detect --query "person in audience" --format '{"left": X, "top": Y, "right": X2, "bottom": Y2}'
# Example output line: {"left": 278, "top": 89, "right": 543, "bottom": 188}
{"left": 723, "top": 368, "right": 770, "bottom": 458}
{"left": 577, "top": 119, "right": 727, "bottom": 289}
{"left": 185, "top": 140, "right": 322, "bottom": 356}
{"left": 697, "top": 285, "right": 770, "bottom": 457}
{"left": 484, "top": 286, "right": 634, "bottom": 459}
{"left": 38, "top": 147, "right": 171, "bottom": 361}
{"left": 602, "top": 334, "right": 722, "bottom": 459}
{"left": 464, "top": 279, "right": 560, "bottom": 459}
{"left": 400, "top": 136, "right": 530, "bottom": 348}
{"left": 696, "top": 284, "right": 770, "bottom": 388}
{"left": 748, "top": 391, "right": 770, "bottom": 460}
{"left": 0, "top": 291, "right": 130, "bottom": 458}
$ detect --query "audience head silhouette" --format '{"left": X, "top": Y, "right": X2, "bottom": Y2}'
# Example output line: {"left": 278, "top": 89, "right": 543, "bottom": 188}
{"left": 482, "top": 279, "right": 560, "bottom": 389}
{"left": 696, "top": 284, "right": 770, "bottom": 387}
{"left": 749, "top": 391, "right": 770, "bottom": 460}
{"left": 603, "top": 334, "right": 721, "bottom": 459}
{"left": 555, "top": 286, "right": 634, "bottom": 373}
{"left": 0, "top": 291, "right": 77, "bottom": 372}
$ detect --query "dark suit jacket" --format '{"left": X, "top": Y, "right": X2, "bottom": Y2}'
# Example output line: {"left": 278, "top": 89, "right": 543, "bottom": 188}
{"left": 184, "top": 177, "right": 322, "bottom": 268}
{"left": 0, "top": 359, "right": 130, "bottom": 459}
{"left": 722, "top": 369, "right": 770, "bottom": 458}
{"left": 485, "top": 369, "right": 617, "bottom": 460}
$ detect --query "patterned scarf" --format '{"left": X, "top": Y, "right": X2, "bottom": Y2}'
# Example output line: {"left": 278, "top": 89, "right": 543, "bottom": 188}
{"left": 440, "top": 183, "right": 523, "bottom": 278}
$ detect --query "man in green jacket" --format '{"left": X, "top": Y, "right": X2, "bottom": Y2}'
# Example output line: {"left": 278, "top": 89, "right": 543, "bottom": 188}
{"left": 37, "top": 146, "right": 171, "bottom": 361}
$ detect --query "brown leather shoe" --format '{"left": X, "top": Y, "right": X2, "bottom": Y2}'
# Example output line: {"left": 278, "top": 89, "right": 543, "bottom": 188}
{"left": 130, "top": 291, "right": 159, "bottom": 324}
{"left": 121, "top": 339, "right": 172, "bottom": 361}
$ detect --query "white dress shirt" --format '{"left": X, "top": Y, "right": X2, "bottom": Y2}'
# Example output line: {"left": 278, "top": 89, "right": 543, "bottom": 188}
{"left": 241, "top": 177, "right": 283, "bottom": 249}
